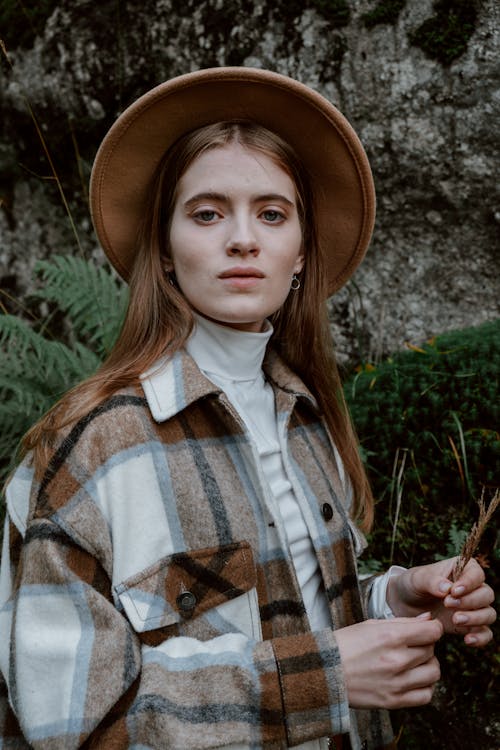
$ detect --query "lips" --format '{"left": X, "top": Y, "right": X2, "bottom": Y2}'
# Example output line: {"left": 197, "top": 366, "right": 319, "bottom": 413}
{"left": 218, "top": 266, "right": 265, "bottom": 279}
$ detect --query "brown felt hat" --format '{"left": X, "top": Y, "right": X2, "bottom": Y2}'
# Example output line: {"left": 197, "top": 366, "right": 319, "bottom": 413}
{"left": 90, "top": 67, "right": 375, "bottom": 295}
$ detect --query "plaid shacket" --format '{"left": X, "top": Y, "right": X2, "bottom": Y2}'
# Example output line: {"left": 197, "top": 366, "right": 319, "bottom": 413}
{"left": 0, "top": 348, "right": 394, "bottom": 750}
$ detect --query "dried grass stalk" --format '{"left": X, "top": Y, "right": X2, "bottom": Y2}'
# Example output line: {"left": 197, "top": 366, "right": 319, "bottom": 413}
{"left": 451, "top": 489, "right": 500, "bottom": 581}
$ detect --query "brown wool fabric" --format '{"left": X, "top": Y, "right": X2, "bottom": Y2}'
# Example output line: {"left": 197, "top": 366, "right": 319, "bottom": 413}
{"left": 1, "top": 349, "right": 395, "bottom": 748}
{"left": 90, "top": 67, "right": 376, "bottom": 295}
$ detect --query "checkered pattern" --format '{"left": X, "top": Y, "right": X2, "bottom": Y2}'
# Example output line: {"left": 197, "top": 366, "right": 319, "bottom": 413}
{"left": 0, "top": 348, "right": 394, "bottom": 749}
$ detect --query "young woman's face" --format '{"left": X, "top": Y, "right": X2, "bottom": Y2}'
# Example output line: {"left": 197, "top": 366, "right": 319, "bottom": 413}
{"left": 168, "top": 142, "right": 304, "bottom": 332}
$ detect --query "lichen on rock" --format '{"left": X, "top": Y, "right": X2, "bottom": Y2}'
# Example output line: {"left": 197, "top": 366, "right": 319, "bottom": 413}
{"left": 0, "top": 0, "right": 498, "bottom": 364}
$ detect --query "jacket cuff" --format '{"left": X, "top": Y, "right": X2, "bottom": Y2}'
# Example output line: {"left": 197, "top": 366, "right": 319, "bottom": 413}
{"left": 270, "top": 629, "right": 350, "bottom": 746}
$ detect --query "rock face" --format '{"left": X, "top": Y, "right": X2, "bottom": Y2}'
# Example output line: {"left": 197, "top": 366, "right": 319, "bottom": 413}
{"left": 1, "top": 0, "right": 499, "bottom": 363}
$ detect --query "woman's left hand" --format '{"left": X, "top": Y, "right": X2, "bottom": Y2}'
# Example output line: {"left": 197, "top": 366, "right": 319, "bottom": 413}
{"left": 386, "top": 558, "right": 496, "bottom": 647}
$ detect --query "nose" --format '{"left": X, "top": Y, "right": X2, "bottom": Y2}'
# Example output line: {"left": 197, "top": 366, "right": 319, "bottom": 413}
{"left": 225, "top": 215, "right": 260, "bottom": 257}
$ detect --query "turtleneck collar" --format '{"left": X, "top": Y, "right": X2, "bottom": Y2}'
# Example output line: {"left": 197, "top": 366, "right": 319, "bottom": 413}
{"left": 186, "top": 313, "right": 273, "bottom": 382}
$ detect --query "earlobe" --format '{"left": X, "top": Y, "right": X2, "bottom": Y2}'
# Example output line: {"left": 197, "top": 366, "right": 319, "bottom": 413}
{"left": 162, "top": 258, "right": 174, "bottom": 273}
{"left": 294, "top": 254, "right": 305, "bottom": 274}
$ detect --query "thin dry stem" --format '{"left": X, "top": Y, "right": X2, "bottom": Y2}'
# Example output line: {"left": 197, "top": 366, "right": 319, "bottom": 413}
{"left": 451, "top": 489, "right": 500, "bottom": 581}
{"left": 389, "top": 447, "right": 407, "bottom": 565}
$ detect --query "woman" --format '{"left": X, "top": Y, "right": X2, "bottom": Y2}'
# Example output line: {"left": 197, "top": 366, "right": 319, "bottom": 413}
{"left": 0, "top": 68, "right": 495, "bottom": 750}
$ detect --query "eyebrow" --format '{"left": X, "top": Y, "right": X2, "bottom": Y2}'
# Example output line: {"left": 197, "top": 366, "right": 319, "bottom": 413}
{"left": 183, "top": 192, "right": 295, "bottom": 210}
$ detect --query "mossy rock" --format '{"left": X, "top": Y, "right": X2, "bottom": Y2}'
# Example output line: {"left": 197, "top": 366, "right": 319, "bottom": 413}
{"left": 409, "top": 0, "right": 478, "bottom": 66}
{"left": 362, "top": 0, "right": 406, "bottom": 29}
{"left": 310, "top": 0, "right": 350, "bottom": 25}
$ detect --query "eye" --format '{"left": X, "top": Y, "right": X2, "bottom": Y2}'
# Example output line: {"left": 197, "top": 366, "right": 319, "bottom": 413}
{"left": 193, "top": 210, "right": 219, "bottom": 223}
{"left": 261, "top": 209, "right": 285, "bottom": 223}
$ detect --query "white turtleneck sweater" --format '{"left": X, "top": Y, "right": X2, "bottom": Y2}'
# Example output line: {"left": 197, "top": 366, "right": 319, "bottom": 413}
{"left": 186, "top": 314, "right": 396, "bottom": 628}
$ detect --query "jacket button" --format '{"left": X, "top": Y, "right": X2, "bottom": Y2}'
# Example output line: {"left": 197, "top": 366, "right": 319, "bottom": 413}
{"left": 177, "top": 591, "right": 196, "bottom": 612}
{"left": 322, "top": 502, "right": 334, "bottom": 521}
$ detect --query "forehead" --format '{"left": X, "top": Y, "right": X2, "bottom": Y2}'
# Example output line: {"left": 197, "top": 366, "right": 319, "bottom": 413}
{"left": 177, "top": 142, "right": 296, "bottom": 196}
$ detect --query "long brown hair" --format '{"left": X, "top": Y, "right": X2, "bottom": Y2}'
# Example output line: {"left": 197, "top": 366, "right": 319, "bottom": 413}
{"left": 23, "top": 121, "right": 374, "bottom": 531}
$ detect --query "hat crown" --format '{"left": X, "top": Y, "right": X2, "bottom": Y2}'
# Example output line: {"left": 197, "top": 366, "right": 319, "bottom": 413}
{"left": 90, "top": 66, "right": 375, "bottom": 294}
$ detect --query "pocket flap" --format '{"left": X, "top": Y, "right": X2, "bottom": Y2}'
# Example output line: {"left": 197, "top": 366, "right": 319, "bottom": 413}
{"left": 115, "top": 541, "right": 256, "bottom": 632}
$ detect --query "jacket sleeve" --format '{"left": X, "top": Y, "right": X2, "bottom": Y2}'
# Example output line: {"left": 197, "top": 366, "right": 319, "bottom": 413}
{"left": 1, "top": 477, "right": 350, "bottom": 749}
{"left": 0, "top": 514, "right": 30, "bottom": 749}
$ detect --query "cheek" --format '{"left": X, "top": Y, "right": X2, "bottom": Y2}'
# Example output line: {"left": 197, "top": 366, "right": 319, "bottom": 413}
{"left": 172, "top": 254, "right": 193, "bottom": 273}
{"left": 169, "top": 231, "right": 199, "bottom": 273}
{"left": 171, "top": 251, "right": 211, "bottom": 288}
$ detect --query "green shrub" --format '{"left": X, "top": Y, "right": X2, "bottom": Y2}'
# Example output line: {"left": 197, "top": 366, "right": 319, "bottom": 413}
{"left": 346, "top": 320, "right": 499, "bottom": 568}
{"left": 346, "top": 319, "right": 499, "bottom": 748}
{"left": 0, "top": 255, "right": 127, "bottom": 487}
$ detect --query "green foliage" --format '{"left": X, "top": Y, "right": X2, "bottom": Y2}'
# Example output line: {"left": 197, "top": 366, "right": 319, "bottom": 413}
{"left": 446, "top": 518, "right": 468, "bottom": 556}
{"left": 33, "top": 255, "right": 128, "bottom": 358}
{"left": 409, "top": 0, "right": 477, "bottom": 66}
{"left": 0, "top": 255, "right": 127, "bottom": 485}
{"left": 346, "top": 319, "right": 499, "bottom": 748}
{"left": 0, "top": 0, "right": 59, "bottom": 49}
{"left": 347, "top": 320, "right": 499, "bottom": 567}
{"left": 362, "top": 0, "right": 406, "bottom": 29}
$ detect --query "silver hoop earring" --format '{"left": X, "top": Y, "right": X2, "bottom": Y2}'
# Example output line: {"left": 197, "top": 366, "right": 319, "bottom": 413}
{"left": 291, "top": 274, "right": 301, "bottom": 291}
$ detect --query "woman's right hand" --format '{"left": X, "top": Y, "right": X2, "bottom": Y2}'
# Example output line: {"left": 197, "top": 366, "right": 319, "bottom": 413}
{"left": 335, "top": 612, "right": 443, "bottom": 709}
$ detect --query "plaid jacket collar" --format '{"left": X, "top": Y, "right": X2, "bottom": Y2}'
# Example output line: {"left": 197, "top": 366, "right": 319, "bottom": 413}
{"left": 140, "top": 346, "right": 318, "bottom": 423}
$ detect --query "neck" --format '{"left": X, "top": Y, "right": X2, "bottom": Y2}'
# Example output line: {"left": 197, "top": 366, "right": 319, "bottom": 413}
{"left": 186, "top": 313, "right": 273, "bottom": 382}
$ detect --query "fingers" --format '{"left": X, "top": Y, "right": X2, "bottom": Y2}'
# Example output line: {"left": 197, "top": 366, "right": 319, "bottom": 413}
{"left": 451, "top": 558, "right": 486, "bottom": 595}
{"left": 463, "top": 626, "right": 494, "bottom": 648}
{"left": 384, "top": 655, "right": 441, "bottom": 709}
{"left": 397, "top": 655, "right": 441, "bottom": 692}
{"left": 391, "top": 686, "right": 436, "bottom": 709}
{"left": 442, "top": 580, "right": 496, "bottom": 645}
{"left": 423, "top": 558, "right": 487, "bottom": 603}
{"left": 401, "top": 644, "right": 436, "bottom": 671}
{"left": 452, "top": 605, "right": 497, "bottom": 629}
{"left": 444, "top": 582, "right": 494, "bottom": 611}
{"left": 390, "top": 616, "right": 443, "bottom": 647}
{"left": 336, "top": 619, "right": 443, "bottom": 710}
{"left": 436, "top": 560, "right": 496, "bottom": 648}
{"left": 453, "top": 622, "right": 495, "bottom": 647}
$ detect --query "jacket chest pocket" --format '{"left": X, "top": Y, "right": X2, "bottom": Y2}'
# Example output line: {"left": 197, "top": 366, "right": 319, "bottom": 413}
{"left": 114, "top": 540, "right": 262, "bottom": 643}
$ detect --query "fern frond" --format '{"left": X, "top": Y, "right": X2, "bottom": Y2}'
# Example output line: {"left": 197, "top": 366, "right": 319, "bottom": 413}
{"left": 0, "top": 313, "right": 47, "bottom": 367}
{"left": 447, "top": 521, "right": 468, "bottom": 557}
{"left": 0, "top": 255, "right": 126, "bottom": 491}
{"left": 0, "top": 375, "right": 54, "bottom": 415}
{"left": 0, "top": 314, "right": 101, "bottom": 383}
{"left": 1, "top": 255, "right": 127, "bottom": 490}
{"left": 0, "top": 379, "right": 52, "bottom": 485}
{"left": 0, "top": 313, "right": 102, "bottom": 483}
{"left": 33, "top": 256, "right": 128, "bottom": 356}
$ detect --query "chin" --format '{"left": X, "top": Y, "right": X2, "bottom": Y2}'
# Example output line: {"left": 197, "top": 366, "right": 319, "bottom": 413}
{"left": 199, "top": 307, "right": 269, "bottom": 329}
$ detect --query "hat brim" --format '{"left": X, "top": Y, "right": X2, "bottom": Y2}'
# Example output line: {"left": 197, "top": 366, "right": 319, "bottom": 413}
{"left": 90, "top": 67, "right": 375, "bottom": 295}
